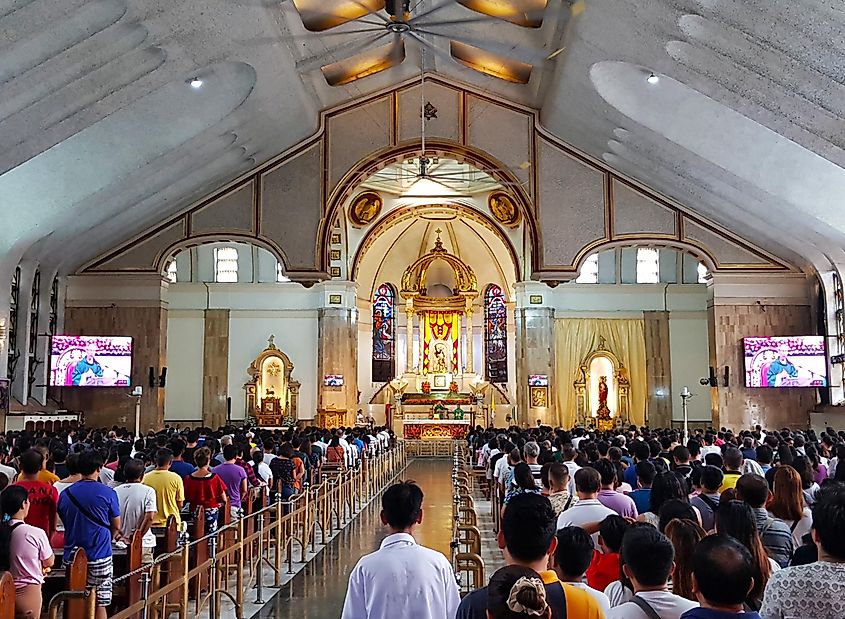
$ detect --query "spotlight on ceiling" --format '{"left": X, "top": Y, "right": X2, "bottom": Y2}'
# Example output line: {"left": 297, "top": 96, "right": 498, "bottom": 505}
{"left": 647, "top": 72, "right": 659, "bottom": 85}
{"left": 189, "top": 77, "right": 203, "bottom": 89}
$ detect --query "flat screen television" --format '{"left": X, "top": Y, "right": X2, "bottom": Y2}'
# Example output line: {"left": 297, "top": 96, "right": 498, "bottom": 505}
{"left": 323, "top": 374, "right": 344, "bottom": 387}
{"left": 743, "top": 336, "right": 827, "bottom": 388}
{"left": 528, "top": 374, "right": 549, "bottom": 387}
{"left": 50, "top": 335, "right": 133, "bottom": 387}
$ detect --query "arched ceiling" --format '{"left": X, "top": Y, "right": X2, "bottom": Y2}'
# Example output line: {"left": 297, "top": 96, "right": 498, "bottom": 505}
{"left": 2, "top": 0, "right": 844, "bottom": 283}
{"left": 354, "top": 206, "right": 518, "bottom": 302}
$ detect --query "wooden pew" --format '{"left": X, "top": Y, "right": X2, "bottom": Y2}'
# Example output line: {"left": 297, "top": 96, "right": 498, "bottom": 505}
{"left": 0, "top": 572, "right": 15, "bottom": 619}
{"left": 63, "top": 548, "right": 88, "bottom": 619}
{"left": 188, "top": 506, "right": 207, "bottom": 598}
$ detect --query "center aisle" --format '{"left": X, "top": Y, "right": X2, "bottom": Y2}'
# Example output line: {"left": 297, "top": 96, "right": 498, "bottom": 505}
{"left": 258, "top": 458, "right": 455, "bottom": 619}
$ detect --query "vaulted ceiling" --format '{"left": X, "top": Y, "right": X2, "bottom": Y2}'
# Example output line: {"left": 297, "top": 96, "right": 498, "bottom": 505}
{"left": 2, "top": 0, "right": 843, "bottom": 281}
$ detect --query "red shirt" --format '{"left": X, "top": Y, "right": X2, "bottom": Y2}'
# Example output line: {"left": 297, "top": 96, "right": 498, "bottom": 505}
{"left": 15, "top": 480, "right": 58, "bottom": 537}
{"left": 586, "top": 550, "right": 620, "bottom": 592}
{"left": 183, "top": 472, "right": 228, "bottom": 509}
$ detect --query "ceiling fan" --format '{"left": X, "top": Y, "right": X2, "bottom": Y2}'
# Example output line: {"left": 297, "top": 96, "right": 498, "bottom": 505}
{"left": 290, "top": 0, "right": 548, "bottom": 86}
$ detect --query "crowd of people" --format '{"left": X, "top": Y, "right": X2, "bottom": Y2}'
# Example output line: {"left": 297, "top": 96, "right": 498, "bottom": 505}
{"left": 0, "top": 424, "right": 393, "bottom": 619}
{"left": 342, "top": 424, "right": 845, "bottom": 619}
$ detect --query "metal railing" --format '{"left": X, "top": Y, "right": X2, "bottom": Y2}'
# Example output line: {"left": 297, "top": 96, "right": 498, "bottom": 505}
{"left": 51, "top": 443, "right": 407, "bottom": 619}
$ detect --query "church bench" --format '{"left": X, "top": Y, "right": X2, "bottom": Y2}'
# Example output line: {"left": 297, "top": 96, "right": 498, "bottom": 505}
{"left": 0, "top": 572, "right": 15, "bottom": 619}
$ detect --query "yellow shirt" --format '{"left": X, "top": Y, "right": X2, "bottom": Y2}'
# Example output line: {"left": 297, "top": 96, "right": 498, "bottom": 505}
{"left": 17, "top": 469, "right": 60, "bottom": 485}
{"left": 539, "top": 570, "right": 605, "bottom": 619}
{"left": 719, "top": 471, "right": 741, "bottom": 493}
{"left": 143, "top": 470, "right": 185, "bottom": 527}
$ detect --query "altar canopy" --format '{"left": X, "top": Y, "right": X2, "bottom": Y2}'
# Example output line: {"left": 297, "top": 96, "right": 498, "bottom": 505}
{"left": 554, "top": 319, "right": 647, "bottom": 428}
{"left": 423, "top": 311, "right": 460, "bottom": 374}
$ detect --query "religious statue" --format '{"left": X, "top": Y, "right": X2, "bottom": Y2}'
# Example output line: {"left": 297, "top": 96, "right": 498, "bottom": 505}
{"left": 349, "top": 191, "right": 383, "bottom": 226}
{"left": 598, "top": 376, "right": 609, "bottom": 409}
{"left": 488, "top": 192, "right": 520, "bottom": 227}
{"left": 432, "top": 342, "right": 449, "bottom": 373}
{"left": 596, "top": 375, "right": 613, "bottom": 430}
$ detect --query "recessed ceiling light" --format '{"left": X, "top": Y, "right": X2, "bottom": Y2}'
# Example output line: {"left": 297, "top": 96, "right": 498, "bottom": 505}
{"left": 189, "top": 77, "right": 203, "bottom": 88}
{"left": 647, "top": 72, "right": 659, "bottom": 85}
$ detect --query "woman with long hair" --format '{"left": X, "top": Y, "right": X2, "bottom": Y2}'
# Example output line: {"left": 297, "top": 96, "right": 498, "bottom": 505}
{"left": 504, "top": 463, "right": 541, "bottom": 504}
{"left": 791, "top": 456, "right": 820, "bottom": 506}
{"left": 767, "top": 465, "right": 812, "bottom": 545}
{"left": 664, "top": 518, "right": 706, "bottom": 601}
{"left": 803, "top": 444, "right": 828, "bottom": 484}
{"left": 715, "top": 500, "right": 773, "bottom": 610}
{"left": 638, "top": 471, "right": 692, "bottom": 527}
{"left": 487, "top": 565, "right": 551, "bottom": 619}
{"left": 326, "top": 436, "right": 346, "bottom": 469}
{"left": 0, "top": 485, "right": 55, "bottom": 619}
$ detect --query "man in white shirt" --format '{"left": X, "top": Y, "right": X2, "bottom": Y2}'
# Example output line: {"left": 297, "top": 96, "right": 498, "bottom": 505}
{"left": 554, "top": 525, "right": 611, "bottom": 613}
{"left": 561, "top": 445, "right": 581, "bottom": 496}
{"left": 0, "top": 460, "right": 17, "bottom": 485}
{"left": 607, "top": 526, "right": 698, "bottom": 619}
{"left": 557, "top": 467, "right": 615, "bottom": 547}
{"left": 114, "top": 458, "right": 157, "bottom": 564}
{"left": 341, "top": 481, "right": 460, "bottom": 619}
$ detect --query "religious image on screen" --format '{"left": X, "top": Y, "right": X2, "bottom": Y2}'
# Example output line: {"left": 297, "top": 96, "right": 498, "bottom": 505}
{"left": 50, "top": 335, "right": 133, "bottom": 387}
{"left": 324, "top": 374, "right": 344, "bottom": 387}
{"left": 743, "top": 336, "right": 827, "bottom": 388}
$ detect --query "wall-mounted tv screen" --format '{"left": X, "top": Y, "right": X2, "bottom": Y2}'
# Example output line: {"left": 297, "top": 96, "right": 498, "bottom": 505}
{"left": 743, "top": 336, "right": 827, "bottom": 388}
{"left": 528, "top": 375, "right": 549, "bottom": 387}
{"left": 50, "top": 336, "right": 133, "bottom": 387}
{"left": 324, "top": 374, "right": 344, "bottom": 387}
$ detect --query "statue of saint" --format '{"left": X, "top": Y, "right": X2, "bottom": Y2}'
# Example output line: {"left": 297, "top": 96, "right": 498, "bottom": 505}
{"left": 432, "top": 342, "right": 449, "bottom": 373}
{"left": 598, "top": 376, "right": 609, "bottom": 409}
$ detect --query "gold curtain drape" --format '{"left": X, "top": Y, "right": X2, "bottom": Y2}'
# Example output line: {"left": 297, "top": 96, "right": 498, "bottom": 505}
{"left": 554, "top": 318, "right": 647, "bottom": 428}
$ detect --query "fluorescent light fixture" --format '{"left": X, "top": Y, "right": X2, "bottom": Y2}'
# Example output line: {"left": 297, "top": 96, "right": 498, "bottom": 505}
{"left": 647, "top": 72, "right": 659, "bottom": 85}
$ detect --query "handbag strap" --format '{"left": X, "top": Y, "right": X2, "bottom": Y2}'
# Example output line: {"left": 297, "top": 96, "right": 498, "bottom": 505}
{"left": 65, "top": 486, "right": 111, "bottom": 530}
{"left": 631, "top": 595, "right": 662, "bottom": 619}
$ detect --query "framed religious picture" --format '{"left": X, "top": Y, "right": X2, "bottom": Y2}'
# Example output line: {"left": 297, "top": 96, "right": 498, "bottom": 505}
{"left": 488, "top": 191, "right": 521, "bottom": 227}
{"left": 349, "top": 191, "right": 383, "bottom": 226}
{"left": 432, "top": 374, "right": 449, "bottom": 389}
{"left": 530, "top": 386, "right": 548, "bottom": 408}
{"left": 330, "top": 233, "right": 342, "bottom": 245}
{"left": 0, "top": 378, "right": 8, "bottom": 418}
{"left": 330, "top": 249, "right": 341, "bottom": 261}
{"left": 330, "top": 267, "right": 341, "bottom": 278}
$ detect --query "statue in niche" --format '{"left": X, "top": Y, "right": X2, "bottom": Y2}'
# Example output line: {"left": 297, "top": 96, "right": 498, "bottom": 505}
{"left": 432, "top": 342, "right": 449, "bottom": 374}
{"left": 349, "top": 191, "right": 383, "bottom": 226}
{"left": 598, "top": 376, "right": 609, "bottom": 410}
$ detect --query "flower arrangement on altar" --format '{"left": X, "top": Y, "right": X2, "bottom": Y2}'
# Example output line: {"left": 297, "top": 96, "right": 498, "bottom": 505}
{"left": 448, "top": 380, "right": 459, "bottom": 394}
{"left": 421, "top": 381, "right": 431, "bottom": 394}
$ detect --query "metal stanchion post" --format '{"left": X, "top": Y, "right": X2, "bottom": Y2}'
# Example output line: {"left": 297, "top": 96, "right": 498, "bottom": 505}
{"left": 209, "top": 535, "right": 219, "bottom": 619}
{"left": 139, "top": 570, "right": 152, "bottom": 619}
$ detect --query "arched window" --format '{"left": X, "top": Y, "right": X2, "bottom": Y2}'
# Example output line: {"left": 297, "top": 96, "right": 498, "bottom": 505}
{"left": 576, "top": 253, "right": 599, "bottom": 284}
{"left": 372, "top": 283, "right": 396, "bottom": 382}
{"left": 214, "top": 247, "right": 238, "bottom": 282}
{"left": 484, "top": 284, "right": 508, "bottom": 383}
{"left": 636, "top": 247, "right": 660, "bottom": 283}
{"left": 166, "top": 259, "right": 178, "bottom": 283}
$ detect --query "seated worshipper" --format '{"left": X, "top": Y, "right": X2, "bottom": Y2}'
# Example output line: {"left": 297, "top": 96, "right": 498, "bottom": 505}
{"left": 142, "top": 448, "right": 185, "bottom": 529}
{"left": 58, "top": 449, "right": 123, "bottom": 619}
{"left": 486, "top": 565, "right": 552, "bottom": 619}
{"left": 524, "top": 441, "right": 544, "bottom": 484}
{"left": 0, "top": 485, "right": 55, "bottom": 619}
{"left": 14, "top": 448, "right": 58, "bottom": 538}
{"left": 606, "top": 526, "right": 699, "bottom": 619}
{"left": 456, "top": 493, "right": 604, "bottom": 619}
{"left": 689, "top": 466, "right": 723, "bottom": 532}
{"left": 595, "top": 459, "right": 638, "bottom": 518}
{"left": 546, "top": 463, "right": 577, "bottom": 516}
{"left": 766, "top": 466, "right": 812, "bottom": 547}
{"left": 680, "top": 535, "right": 762, "bottom": 619}
{"left": 341, "top": 481, "right": 460, "bottom": 619}
{"left": 17, "top": 445, "right": 59, "bottom": 486}
{"left": 664, "top": 518, "right": 707, "bottom": 602}
{"left": 714, "top": 501, "right": 772, "bottom": 610}
{"left": 505, "top": 462, "right": 542, "bottom": 504}
{"left": 587, "top": 515, "right": 630, "bottom": 592}
{"left": 720, "top": 449, "right": 744, "bottom": 493}
{"left": 760, "top": 484, "right": 845, "bottom": 619}
{"left": 735, "top": 474, "right": 794, "bottom": 568}
{"left": 183, "top": 447, "right": 228, "bottom": 534}
{"left": 628, "top": 460, "right": 656, "bottom": 515}
{"left": 554, "top": 526, "right": 612, "bottom": 613}
{"left": 557, "top": 467, "right": 616, "bottom": 548}
{"left": 114, "top": 459, "right": 157, "bottom": 564}
{"left": 214, "top": 443, "right": 248, "bottom": 518}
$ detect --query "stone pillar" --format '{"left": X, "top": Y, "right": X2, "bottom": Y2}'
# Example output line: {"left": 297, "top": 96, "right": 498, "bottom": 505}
{"left": 61, "top": 274, "right": 169, "bottom": 431}
{"left": 466, "top": 308, "right": 474, "bottom": 374}
{"left": 202, "top": 310, "right": 230, "bottom": 428}
{"left": 643, "top": 311, "right": 672, "bottom": 427}
{"left": 708, "top": 273, "right": 815, "bottom": 429}
{"left": 318, "top": 283, "right": 359, "bottom": 419}
{"left": 514, "top": 282, "right": 555, "bottom": 426}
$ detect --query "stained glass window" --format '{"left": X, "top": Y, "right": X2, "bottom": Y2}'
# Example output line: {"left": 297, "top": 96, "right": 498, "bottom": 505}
{"left": 7, "top": 267, "right": 20, "bottom": 381}
{"left": 372, "top": 283, "right": 396, "bottom": 382}
{"left": 28, "top": 270, "right": 40, "bottom": 389}
{"left": 484, "top": 284, "right": 508, "bottom": 383}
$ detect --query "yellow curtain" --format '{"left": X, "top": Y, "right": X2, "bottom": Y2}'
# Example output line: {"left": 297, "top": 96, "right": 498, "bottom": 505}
{"left": 554, "top": 318, "right": 647, "bottom": 428}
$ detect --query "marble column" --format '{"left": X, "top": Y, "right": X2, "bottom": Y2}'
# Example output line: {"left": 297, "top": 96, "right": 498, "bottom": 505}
{"left": 466, "top": 308, "right": 474, "bottom": 374}
{"left": 707, "top": 273, "right": 815, "bottom": 429}
{"left": 202, "top": 309, "right": 230, "bottom": 428}
{"left": 643, "top": 311, "right": 672, "bottom": 428}
{"left": 318, "top": 282, "right": 359, "bottom": 418}
{"left": 514, "top": 282, "right": 555, "bottom": 426}
{"left": 405, "top": 305, "right": 414, "bottom": 373}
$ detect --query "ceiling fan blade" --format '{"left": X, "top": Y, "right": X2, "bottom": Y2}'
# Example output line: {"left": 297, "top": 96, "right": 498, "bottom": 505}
{"left": 297, "top": 31, "right": 390, "bottom": 72}
{"left": 408, "top": 0, "right": 454, "bottom": 24}
{"left": 321, "top": 37, "right": 406, "bottom": 86}
{"left": 450, "top": 40, "right": 533, "bottom": 83}
{"left": 292, "top": 0, "right": 387, "bottom": 32}
{"left": 415, "top": 27, "right": 549, "bottom": 64}
{"left": 454, "top": 0, "right": 547, "bottom": 28}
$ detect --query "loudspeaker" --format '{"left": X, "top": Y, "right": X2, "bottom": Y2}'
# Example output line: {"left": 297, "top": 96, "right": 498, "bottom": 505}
{"left": 158, "top": 367, "right": 167, "bottom": 388}
{"left": 708, "top": 366, "right": 718, "bottom": 387}
{"left": 148, "top": 367, "right": 156, "bottom": 388}
{"left": 723, "top": 365, "right": 730, "bottom": 387}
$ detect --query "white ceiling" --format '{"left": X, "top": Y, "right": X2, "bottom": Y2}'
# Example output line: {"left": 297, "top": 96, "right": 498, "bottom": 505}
{"left": 2, "top": 0, "right": 843, "bottom": 282}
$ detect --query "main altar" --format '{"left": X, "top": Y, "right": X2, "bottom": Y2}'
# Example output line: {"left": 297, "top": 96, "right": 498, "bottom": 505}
{"left": 390, "top": 232, "right": 485, "bottom": 441}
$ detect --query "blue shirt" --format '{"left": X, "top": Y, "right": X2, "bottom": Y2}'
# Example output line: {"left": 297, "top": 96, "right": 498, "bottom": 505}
{"left": 169, "top": 460, "right": 196, "bottom": 479}
{"left": 58, "top": 479, "right": 120, "bottom": 561}
{"left": 623, "top": 464, "right": 639, "bottom": 489}
{"left": 628, "top": 488, "right": 651, "bottom": 514}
